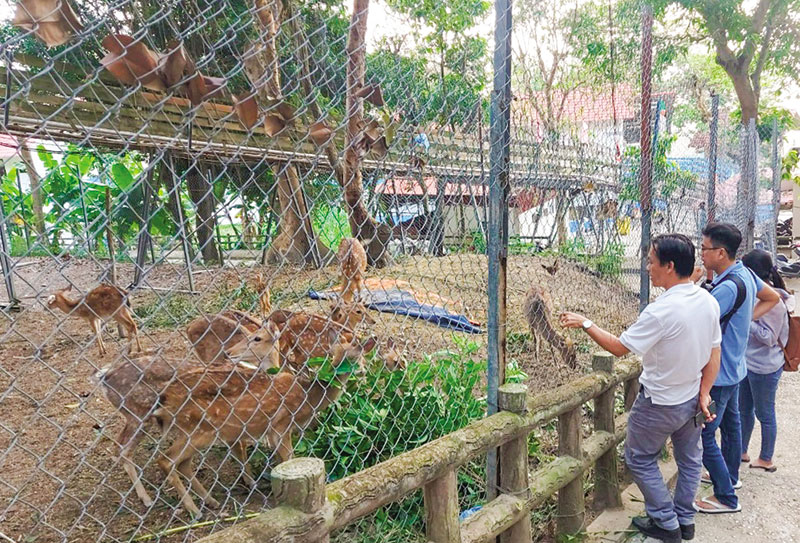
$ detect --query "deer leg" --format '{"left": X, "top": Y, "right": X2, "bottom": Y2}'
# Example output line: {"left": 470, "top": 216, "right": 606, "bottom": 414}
{"left": 118, "top": 419, "right": 153, "bottom": 507}
{"left": 90, "top": 318, "right": 106, "bottom": 356}
{"left": 177, "top": 456, "right": 219, "bottom": 510}
{"left": 158, "top": 435, "right": 203, "bottom": 518}
{"left": 234, "top": 440, "right": 257, "bottom": 488}
{"left": 267, "top": 423, "right": 294, "bottom": 465}
{"left": 117, "top": 308, "right": 142, "bottom": 353}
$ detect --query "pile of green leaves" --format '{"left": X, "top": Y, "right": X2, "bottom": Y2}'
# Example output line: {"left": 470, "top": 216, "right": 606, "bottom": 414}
{"left": 295, "top": 336, "right": 487, "bottom": 480}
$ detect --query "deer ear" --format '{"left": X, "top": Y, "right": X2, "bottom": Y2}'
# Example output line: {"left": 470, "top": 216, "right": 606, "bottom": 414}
{"left": 362, "top": 336, "right": 378, "bottom": 353}
{"left": 65, "top": 284, "right": 73, "bottom": 292}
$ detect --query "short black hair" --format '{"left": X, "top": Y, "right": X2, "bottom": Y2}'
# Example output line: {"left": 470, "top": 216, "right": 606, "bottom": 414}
{"left": 702, "top": 222, "right": 742, "bottom": 259}
{"left": 650, "top": 234, "right": 695, "bottom": 278}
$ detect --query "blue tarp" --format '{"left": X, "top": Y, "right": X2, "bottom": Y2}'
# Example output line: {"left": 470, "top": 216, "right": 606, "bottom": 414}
{"left": 308, "top": 288, "right": 483, "bottom": 334}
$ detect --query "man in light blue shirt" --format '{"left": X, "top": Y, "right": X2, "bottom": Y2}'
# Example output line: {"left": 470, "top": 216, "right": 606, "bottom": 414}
{"left": 695, "top": 223, "right": 779, "bottom": 514}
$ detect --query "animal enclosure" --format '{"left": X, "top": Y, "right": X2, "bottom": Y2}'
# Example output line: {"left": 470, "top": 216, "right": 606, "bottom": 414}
{"left": 0, "top": 0, "right": 785, "bottom": 542}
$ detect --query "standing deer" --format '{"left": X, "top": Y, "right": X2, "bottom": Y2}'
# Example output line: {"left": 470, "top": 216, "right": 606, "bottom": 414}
{"left": 523, "top": 286, "right": 577, "bottom": 368}
{"left": 47, "top": 283, "right": 142, "bottom": 355}
{"left": 92, "top": 322, "right": 280, "bottom": 508}
{"left": 338, "top": 237, "right": 367, "bottom": 303}
{"left": 253, "top": 273, "right": 271, "bottom": 319}
{"left": 154, "top": 335, "right": 377, "bottom": 518}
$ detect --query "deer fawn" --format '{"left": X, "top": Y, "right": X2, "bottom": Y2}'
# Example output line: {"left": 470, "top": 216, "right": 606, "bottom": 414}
{"left": 47, "top": 283, "right": 142, "bottom": 356}
{"left": 154, "top": 335, "right": 377, "bottom": 518}
{"left": 92, "top": 321, "right": 280, "bottom": 508}
{"left": 523, "top": 286, "right": 577, "bottom": 368}
{"left": 338, "top": 237, "right": 367, "bottom": 303}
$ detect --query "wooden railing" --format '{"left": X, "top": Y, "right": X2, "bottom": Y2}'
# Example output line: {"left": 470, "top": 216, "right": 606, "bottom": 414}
{"left": 197, "top": 353, "right": 642, "bottom": 543}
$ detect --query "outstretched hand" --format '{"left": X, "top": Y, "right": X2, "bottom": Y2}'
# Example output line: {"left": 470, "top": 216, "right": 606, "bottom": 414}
{"left": 559, "top": 312, "right": 587, "bottom": 329}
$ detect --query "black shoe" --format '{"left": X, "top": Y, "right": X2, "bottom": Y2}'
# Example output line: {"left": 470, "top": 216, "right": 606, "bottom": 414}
{"left": 631, "top": 516, "right": 681, "bottom": 543}
{"left": 680, "top": 523, "right": 695, "bottom": 540}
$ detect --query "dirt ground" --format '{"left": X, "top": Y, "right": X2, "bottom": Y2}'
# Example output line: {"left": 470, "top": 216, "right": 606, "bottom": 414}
{"left": 0, "top": 253, "right": 640, "bottom": 543}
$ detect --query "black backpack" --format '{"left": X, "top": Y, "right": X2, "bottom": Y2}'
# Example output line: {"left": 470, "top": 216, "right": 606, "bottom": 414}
{"left": 702, "top": 274, "right": 747, "bottom": 334}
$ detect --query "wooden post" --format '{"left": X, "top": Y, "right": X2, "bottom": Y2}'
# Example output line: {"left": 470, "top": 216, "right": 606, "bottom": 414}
{"left": 592, "top": 352, "right": 622, "bottom": 510}
{"left": 423, "top": 469, "right": 460, "bottom": 543}
{"left": 271, "top": 458, "right": 329, "bottom": 542}
{"left": 557, "top": 406, "right": 585, "bottom": 536}
{"left": 498, "top": 383, "right": 532, "bottom": 543}
{"left": 624, "top": 377, "right": 639, "bottom": 412}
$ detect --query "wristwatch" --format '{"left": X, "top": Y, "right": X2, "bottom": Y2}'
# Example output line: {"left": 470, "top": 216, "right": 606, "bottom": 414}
{"left": 582, "top": 319, "right": 593, "bottom": 330}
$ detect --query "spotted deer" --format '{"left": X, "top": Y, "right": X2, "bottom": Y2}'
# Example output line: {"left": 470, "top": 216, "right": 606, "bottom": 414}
{"left": 186, "top": 311, "right": 280, "bottom": 365}
{"left": 92, "top": 322, "right": 279, "bottom": 508}
{"left": 338, "top": 237, "right": 367, "bottom": 303}
{"left": 253, "top": 272, "right": 271, "bottom": 319}
{"left": 154, "top": 336, "right": 377, "bottom": 518}
{"left": 523, "top": 286, "right": 577, "bottom": 368}
{"left": 47, "top": 283, "right": 142, "bottom": 355}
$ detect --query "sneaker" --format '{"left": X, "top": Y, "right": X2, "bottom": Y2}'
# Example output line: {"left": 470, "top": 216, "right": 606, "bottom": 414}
{"left": 733, "top": 479, "right": 742, "bottom": 490}
{"left": 680, "top": 523, "right": 695, "bottom": 540}
{"left": 631, "top": 516, "right": 681, "bottom": 543}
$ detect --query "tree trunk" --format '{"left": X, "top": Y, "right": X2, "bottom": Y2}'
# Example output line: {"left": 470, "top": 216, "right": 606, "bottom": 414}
{"left": 344, "top": 0, "right": 392, "bottom": 267}
{"left": 185, "top": 163, "right": 221, "bottom": 264}
{"left": 726, "top": 65, "right": 759, "bottom": 123}
{"left": 264, "top": 165, "right": 333, "bottom": 266}
{"left": 19, "top": 140, "right": 46, "bottom": 243}
{"left": 250, "top": 0, "right": 332, "bottom": 268}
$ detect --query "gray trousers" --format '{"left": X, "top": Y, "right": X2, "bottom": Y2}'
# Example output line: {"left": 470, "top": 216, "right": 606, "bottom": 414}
{"left": 624, "top": 392, "right": 703, "bottom": 530}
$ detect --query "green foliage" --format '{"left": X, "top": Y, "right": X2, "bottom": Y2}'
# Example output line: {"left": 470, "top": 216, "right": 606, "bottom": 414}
{"left": 783, "top": 149, "right": 800, "bottom": 187}
{"left": 732, "top": 105, "right": 798, "bottom": 142}
{"left": 619, "top": 134, "right": 698, "bottom": 203}
{"left": 295, "top": 337, "right": 487, "bottom": 481}
{"left": 557, "top": 239, "right": 625, "bottom": 278}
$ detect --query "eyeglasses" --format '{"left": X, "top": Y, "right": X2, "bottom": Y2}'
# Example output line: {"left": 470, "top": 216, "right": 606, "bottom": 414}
{"left": 700, "top": 246, "right": 720, "bottom": 252}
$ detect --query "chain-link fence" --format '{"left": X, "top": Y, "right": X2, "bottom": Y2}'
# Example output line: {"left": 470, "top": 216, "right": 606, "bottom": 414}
{"left": 0, "top": 0, "right": 785, "bottom": 542}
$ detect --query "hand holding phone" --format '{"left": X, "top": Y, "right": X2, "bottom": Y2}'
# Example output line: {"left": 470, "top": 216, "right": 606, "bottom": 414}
{"left": 694, "top": 399, "right": 716, "bottom": 427}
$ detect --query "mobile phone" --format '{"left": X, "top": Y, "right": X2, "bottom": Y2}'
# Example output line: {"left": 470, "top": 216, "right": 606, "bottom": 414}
{"left": 693, "top": 400, "right": 717, "bottom": 427}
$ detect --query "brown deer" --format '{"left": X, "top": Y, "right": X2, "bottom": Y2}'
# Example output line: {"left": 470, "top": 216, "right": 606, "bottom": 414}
{"left": 154, "top": 335, "right": 377, "bottom": 518}
{"left": 330, "top": 300, "right": 376, "bottom": 329}
{"left": 253, "top": 272, "right": 271, "bottom": 319}
{"left": 338, "top": 237, "right": 367, "bottom": 303}
{"left": 186, "top": 312, "right": 280, "bottom": 366}
{"left": 92, "top": 322, "right": 279, "bottom": 508}
{"left": 523, "top": 286, "right": 577, "bottom": 368}
{"left": 47, "top": 283, "right": 142, "bottom": 356}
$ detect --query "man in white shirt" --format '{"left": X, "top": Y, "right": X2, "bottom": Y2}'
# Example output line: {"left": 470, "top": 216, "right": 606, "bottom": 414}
{"left": 560, "top": 234, "right": 721, "bottom": 543}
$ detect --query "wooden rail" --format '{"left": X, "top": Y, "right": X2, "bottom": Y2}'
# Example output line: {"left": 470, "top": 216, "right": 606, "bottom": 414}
{"left": 197, "top": 353, "right": 641, "bottom": 543}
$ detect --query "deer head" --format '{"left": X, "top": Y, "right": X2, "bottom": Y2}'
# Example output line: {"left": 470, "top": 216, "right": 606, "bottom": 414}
{"left": 225, "top": 321, "right": 281, "bottom": 371}
{"left": 47, "top": 284, "right": 74, "bottom": 310}
{"left": 330, "top": 301, "right": 376, "bottom": 328}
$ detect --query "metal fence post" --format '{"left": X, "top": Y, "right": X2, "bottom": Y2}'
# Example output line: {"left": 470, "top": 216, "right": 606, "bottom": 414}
{"left": 707, "top": 93, "right": 719, "bottom": 224}
{"left": 0, "top": 199, "right": 19, "bottom": 310}
{"left": 638, "top": 3, "right": 654, "bottom": 313}
{"left": 770, "top": 117, "right": 780, "bottom": 258}
{"left": 486, "top": 0, "right": 512, "bottom": 501}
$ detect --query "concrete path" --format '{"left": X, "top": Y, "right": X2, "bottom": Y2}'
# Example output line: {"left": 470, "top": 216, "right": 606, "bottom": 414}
{"left": 692, "top": 370, "right": 800, "bottom": 543}
{"left": 589, "top": 371, "right": 800, "bottom": 543}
